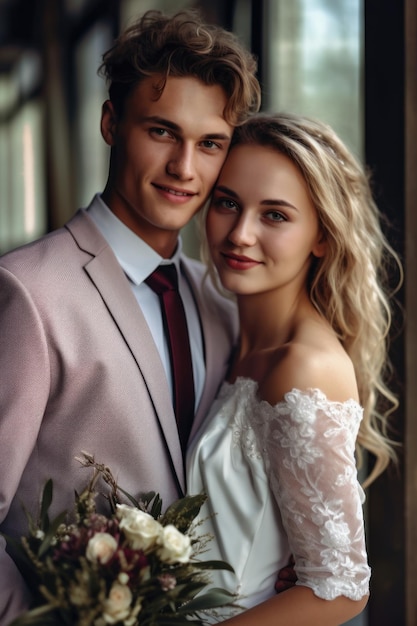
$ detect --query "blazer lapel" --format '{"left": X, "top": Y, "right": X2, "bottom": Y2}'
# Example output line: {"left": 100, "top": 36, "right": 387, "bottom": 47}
{"left": 66, "top": 211, "right": 185, "bottom": 489}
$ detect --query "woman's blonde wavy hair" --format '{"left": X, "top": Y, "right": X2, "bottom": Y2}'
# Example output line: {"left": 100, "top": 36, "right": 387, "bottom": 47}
{"left": 202, "top": 112, "right": 402, "bottom": 488}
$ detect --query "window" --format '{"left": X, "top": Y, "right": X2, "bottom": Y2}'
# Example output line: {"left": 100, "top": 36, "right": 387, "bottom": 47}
{"left": 263, "top": 0, "right": 363, "bottom": 157}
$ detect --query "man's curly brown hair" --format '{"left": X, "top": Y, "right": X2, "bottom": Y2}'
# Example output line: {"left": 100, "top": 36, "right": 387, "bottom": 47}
{"left": 99, "top": 9, "right": 261, "bottom": 126}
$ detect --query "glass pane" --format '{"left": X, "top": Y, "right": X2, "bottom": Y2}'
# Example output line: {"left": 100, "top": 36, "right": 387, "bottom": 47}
{"left": 0, "top": 50, "right": 45, "bottom": 253}
{"left": 264, "top": 0, "right": 363, "bottom": 157}
{"left": 12, "top": 100, "right": 46, "bottom": 245}
{"left": 74, "top": 21, "right": 112, "bottom": 208}
{"left": 120, "top": 0, "right": 192, "bottom": 27}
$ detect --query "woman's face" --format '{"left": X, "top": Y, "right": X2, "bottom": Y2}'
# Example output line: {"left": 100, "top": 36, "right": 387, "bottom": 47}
{"left": 206, "top": 143, "right": 325, "bottom": 297}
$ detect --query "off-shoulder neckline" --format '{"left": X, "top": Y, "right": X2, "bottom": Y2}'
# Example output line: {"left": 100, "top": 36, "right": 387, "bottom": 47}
{"left": 222, "top": 376, "right": 362, "bottom": 411}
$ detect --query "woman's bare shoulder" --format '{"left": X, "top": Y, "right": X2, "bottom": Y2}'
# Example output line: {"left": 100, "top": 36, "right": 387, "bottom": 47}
{"left": 259, "top": 321, "right": 359, "bottom": 406}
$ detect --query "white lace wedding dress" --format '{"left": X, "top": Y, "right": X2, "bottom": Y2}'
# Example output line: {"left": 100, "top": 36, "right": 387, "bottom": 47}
{"left": 186, "top": 377, "right": 370, "bottom": 618}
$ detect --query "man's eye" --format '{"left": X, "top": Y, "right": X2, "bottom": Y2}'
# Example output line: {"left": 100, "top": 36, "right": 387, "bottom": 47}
{"left": 150, "top": 128, "right": 170, "bottom": 137}
{"left": 201, "top": 140, "right": 220, "bottom": 150}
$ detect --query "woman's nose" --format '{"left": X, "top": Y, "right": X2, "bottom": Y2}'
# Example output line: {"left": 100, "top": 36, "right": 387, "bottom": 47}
{"left": 227, "top": 214, "right": 257, "bottom": 247}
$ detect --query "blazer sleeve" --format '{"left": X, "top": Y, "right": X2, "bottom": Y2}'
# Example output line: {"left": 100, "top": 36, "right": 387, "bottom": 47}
{"left": 0, "top": 267, "right": 51, "bottom": 622}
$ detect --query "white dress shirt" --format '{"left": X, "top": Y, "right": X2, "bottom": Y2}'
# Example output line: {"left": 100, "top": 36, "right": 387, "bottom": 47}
{"left": 86, "top": 194, "right": 205, "bottom": 410}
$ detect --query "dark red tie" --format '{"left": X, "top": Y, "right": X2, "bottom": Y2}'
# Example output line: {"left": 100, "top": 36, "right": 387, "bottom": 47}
{"left": 145, "top": 265, "right": 195, "bottom": 453}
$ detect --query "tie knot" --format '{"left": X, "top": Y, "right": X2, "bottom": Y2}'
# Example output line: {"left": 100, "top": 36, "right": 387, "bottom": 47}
{"left": 145, "top": 265, "right": 178, "bottom": 294}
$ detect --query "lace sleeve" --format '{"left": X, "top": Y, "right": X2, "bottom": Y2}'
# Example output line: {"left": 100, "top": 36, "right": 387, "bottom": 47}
{"left": 256, "top": 388, "right": 371, "bottom": 601}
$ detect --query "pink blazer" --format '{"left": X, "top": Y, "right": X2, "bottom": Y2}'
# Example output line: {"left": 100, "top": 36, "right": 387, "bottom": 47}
{"left": 0, "top": 210, "right": 238, "bottom": 624}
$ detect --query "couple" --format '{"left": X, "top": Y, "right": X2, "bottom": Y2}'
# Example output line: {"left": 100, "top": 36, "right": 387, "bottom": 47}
{"left": 0, "top": 9, "right": 398, "bottom": 626}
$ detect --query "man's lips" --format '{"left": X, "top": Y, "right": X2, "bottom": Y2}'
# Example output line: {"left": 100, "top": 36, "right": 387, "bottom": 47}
{"left": 220, "top": 251, "right": 261, "bottom": 270}
{"left": 153, "top": 183, "right": 197, "bottom": 200}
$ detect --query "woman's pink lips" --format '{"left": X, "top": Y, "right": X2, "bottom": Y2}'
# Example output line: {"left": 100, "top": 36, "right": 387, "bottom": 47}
{"left": 221, "top": 252, "right": 261, "bottom": 270}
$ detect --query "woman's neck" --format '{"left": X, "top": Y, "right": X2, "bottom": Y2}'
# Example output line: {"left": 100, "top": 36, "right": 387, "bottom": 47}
{"left": 236, "top": 287, "right": 312, "bottom": 355}
{"left": 228, "top": 288, "right": 324, "bottom": 384}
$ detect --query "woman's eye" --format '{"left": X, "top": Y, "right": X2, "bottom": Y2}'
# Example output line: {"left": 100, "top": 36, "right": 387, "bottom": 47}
{"left": 211, "top": 197, "right": 239, "bottom": 213}
{"left": 219, "top": 199, "right": 238, "bottom": 211}
{"left": 266, "top": 210, "right": 286, "bottom": 222}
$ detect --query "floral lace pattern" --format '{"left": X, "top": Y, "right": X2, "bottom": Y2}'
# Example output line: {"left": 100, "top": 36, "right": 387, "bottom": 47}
{"left": 223, "top": 378, "right": 371, "bottom": 601}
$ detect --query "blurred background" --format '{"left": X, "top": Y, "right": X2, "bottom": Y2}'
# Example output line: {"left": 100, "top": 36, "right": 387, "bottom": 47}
{"left": 0, "top": 1, "right": 415, "bottom": 624}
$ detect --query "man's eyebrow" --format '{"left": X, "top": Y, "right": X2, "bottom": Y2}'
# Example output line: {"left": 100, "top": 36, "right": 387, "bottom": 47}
{"left": 143, "top": 116, "right": 181, "bottom": 131}
{"left": 215, "top": 185, "right": 298, "bottom": 211}
{"left": 201, "top": 132, "right": 232, "bottom": 141}
{"left": 143, "top": 116, "right": 231, "bottom": 141}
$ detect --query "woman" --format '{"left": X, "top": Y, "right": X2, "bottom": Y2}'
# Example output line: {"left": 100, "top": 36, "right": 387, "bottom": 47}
{"left": 186, "top": 113, "right": 401, "bottom": 625}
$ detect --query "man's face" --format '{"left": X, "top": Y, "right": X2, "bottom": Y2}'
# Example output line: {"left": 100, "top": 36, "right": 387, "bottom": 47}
{"left": 101, "top": 75, "right": 233, "bottom": 257}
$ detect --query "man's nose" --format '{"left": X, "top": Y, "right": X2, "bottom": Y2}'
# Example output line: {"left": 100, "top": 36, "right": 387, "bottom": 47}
{"left": 166, "top": 144, "right": 195, "bottom": 180}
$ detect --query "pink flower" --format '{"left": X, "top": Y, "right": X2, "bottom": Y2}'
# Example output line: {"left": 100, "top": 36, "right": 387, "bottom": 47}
{"left": 158, "top": 573, "right": 177, "bottom": 591}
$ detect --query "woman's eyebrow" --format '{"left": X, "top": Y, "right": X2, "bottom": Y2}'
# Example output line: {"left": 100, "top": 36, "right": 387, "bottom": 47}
{"left": 215, "top": 185, "right": 298, "bottom": 211}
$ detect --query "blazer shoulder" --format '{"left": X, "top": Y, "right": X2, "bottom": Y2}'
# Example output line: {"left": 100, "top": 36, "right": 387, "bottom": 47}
{"left": 0, "top": 210, "right": 108, "bottom": 279}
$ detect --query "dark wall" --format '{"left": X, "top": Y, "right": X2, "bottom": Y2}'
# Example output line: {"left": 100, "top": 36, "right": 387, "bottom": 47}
{"left": 365, "top": 1, "right": 406, "bottom": 624}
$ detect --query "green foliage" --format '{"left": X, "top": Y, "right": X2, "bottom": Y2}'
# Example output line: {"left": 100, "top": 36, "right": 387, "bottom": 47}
{"left": 2, "top": 453, "right": 237, "bottom": 626}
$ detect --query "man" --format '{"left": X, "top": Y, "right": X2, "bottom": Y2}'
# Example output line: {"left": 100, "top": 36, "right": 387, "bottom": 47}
{"left": 0, "top": 10, "right": 260, "bottom": 624}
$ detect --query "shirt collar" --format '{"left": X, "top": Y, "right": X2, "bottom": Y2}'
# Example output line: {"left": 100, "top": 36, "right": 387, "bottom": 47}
{"left": 86, "top": 194, "right": 183, "bottom": 285}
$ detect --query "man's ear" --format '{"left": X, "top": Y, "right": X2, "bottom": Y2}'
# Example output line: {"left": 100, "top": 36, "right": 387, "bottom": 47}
{"left": 101, "top": 100, "right": 118, "bottom": 146}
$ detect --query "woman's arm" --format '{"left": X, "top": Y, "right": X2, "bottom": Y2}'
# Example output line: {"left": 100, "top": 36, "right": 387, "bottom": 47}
{"left": 234, "top": 382, "right": 370, "bottom": 625}
{"left": 222, "top": 585, "right": 368, "bottom": 626}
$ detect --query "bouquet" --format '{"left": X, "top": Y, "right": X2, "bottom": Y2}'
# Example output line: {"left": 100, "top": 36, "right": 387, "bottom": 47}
{"left": 3, "top": 453, "right": 237, "bottom": 625}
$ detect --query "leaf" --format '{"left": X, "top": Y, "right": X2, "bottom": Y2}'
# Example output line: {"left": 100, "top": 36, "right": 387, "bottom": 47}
{"left": 149, "top": 493, "right": 163, "bottom": 519}
{"left": 192, "top": 559, "right": 235, "bottom": 573}
{"left": 117, "top": 488, "right": 164, "bottom": 520}
{"left": 162, "top": 494, "right": 207, "bottom": 532}
{"left": 39, "top": 479, "right": 54, "bottom": 531}
{"left": 180, "top": 588, "right": 238, "bottom": 611}
{"left": 117, "top": 486, "right": 145, "bottom": 509}
{"left": 37, "top": 511, "right": 67, "bottom": 558}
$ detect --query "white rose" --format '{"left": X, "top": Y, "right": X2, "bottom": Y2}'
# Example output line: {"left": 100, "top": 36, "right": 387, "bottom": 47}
{"left": 157, "top": 524, "right": 192, "bottom": 564}
{"left": 86, "top": 533, "right": 118, "bottom": 565}
{"left": 103, "top": 582, "right": 133, "bottom": 624}
{"left": 116, "top": 504, "right": 138, "bottom": 519}
{"left": 117, "top": 505, "right": 162, "bottom": 551}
